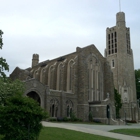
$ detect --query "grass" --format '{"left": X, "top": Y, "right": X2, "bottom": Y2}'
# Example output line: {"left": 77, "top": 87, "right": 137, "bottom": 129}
{"left": 110, "top": 129, "right": 140, "bottom": 137}
{"left": 38, "top": 127, "right": 117, "bottom": 140}
{"left": 0, "top": 127, "right": 117, "bottom": 140}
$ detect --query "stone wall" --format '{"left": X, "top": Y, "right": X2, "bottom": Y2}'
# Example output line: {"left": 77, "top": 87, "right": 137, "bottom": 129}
{"left": 10, "top": 45, "right": 116, "bottom": 122}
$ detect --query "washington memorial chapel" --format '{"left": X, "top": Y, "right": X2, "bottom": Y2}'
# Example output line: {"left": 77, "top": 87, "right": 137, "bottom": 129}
{"left": 10, "top": 12, "right": 138, "bottom": 124}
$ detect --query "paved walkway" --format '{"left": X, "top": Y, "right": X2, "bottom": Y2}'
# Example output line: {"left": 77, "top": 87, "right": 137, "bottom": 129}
{"left": 42, "top": 121, "right": 140, "bottom": 140}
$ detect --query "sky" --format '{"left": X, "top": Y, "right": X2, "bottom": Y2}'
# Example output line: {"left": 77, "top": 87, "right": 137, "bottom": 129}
{"left": 1, "top": 0, "right": 140, "bottom": 76}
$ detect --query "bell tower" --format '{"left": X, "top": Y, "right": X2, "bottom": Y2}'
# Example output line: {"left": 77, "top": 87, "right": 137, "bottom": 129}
{"left": 105, "top": 12, "right": 136, "bottom": 103}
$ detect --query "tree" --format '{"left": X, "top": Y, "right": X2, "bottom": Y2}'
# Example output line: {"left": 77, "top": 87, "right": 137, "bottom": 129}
{"left": 0, "top": 78, "right": 48, "bottom": 140}
{"left": 0, "top": 30, "right": 9, "bottom": 79}
{"left": 0, "top": 95, "right": 48, "bottom": 140}
{"left": 135, "top": 69, "right": 140, "bottom": 100}
{"left": 114, "top": 88, "right": 122, "bottom": 118}
{"left": 0, "top": 79, "right": 24, "bottom": 105}
{"left": 0, "top": 30, "right": 48, "bottom": 139}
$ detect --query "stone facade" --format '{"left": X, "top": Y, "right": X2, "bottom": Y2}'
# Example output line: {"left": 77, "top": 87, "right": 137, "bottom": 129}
{"left": 10, "top": 45, "right": 115, "bottom": 123}
{"left": 10, "top": 11, "right": 137, "bottom": 123}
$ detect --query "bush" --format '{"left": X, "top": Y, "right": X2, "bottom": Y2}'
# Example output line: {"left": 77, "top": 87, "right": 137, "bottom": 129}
{"left": 126, "top": 120, "right": 137, "bottom": 123}
{"left": 88, "top": 111, "right": 93, "bottom": 121}
{"left": 93, "top": 119, "right": 101, "bottom": 123}
{"left": 78, "top": 118, "right": 83, "bottom": 122}
{"left": 49, "top": 117, "right": 57, "bottom": 122}
{"left": 57, "top": 117, "right": 63, "bottom": 122}
{"left": 70, "top": 111, "right": 78, "bottom": 121}
{"left": 0, "top": 96, "right": 48, "bottom": 140}
{"left": 63, "top": 117, "right": 70, "bottom": 122}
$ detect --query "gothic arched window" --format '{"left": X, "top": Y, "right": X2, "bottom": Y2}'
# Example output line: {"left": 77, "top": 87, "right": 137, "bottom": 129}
{"left": 87, "top": 55, "right": 103, "bottom": 102}
{"left": 33, "top": 67, "right": 41, "bottom": 81}
{"left": 67, "top": 105, "right": 70, "bottom": 117}
{"left": 50, "top": 99, "right": 59, "bottom": 117}
{"left": 57, "top": 63, "right": 63, "bottom": 90}
{"left": 66, "top": 100, "right": 73, "bottom": 117}
{"left": 40, "top": 65, "right": 48, "bottom": 84}
{"left": 67, "top": 60, "right": 74, "bottom": 92}
{"left": 48, "top": 66, "right": 55, "bottom": 89}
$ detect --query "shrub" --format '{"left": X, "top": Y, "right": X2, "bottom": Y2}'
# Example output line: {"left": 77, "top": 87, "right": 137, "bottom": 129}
{"left": 88, "top": 111, "right": 93, "bottom": 121}
{"left": 57, "top": 117, "right": 63, "bottom": 122}
{"left": 0, "top": 96, "right": 48, "bottom": 140}
{"left": 126, "top": 120, "right": 137, "bottom": 123}
{"left": 70, "top": 111, "right": 77, "bottom": 121}
{"left": 63, "top": 117, "right": 70, "bottom": 122}
{"left": 49, "top": 117, "right": 57, "bottom": 122}
{"left": 93, "top": 119, "right": 101, "bottom": 123}
{"left": 78, "top": 118, "right": 83, "bottom": 122}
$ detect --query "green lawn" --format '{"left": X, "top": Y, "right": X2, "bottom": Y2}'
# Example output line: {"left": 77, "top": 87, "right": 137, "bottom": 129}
{"left": 0, "top": 127, "right": 117, "bottom": 140}
{"left": 38, "top": 127, "right": 117, "bottom": 140}
{"left": 110, "top": 129, "right": 140, "bottom": 137}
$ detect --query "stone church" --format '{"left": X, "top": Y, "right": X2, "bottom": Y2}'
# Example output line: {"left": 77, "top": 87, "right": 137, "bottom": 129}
{"left": 10, "top": 11, "right": 137, "bottom": 123}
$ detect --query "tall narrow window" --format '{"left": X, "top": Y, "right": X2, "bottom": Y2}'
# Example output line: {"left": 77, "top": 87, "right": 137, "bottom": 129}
{"left": 52, "top": 104, "right": 54, "bottom": 117}
{"left": 34, "top": 68, "right": 41, "bottom": 80}
{"left": 59, "top": 69, "right": 62, "bottom": 89}
{"left": 88, "top": 56, "right": 102, "bottom": 102}
{"left": 67, "top": 60, "right": 74, "bottom": 92}
{"left": 70, "top": 108, "right": 72, "bottom": 117}
{"left": 108, "top": 34, "right": 110, "bottom": 40}
{"left": 40, "top": 65, "right": 48, "bottom": 84}
{"left": 67, "top": 105, "right": 70, "bottom": 117}
{"left": 55, "top": 107, "right": 58, "bottom": 117}
{"left": 115, "top": 32, "right": 117, "bottom": 38}
{"left": 48, "top": 66, "right": 55, "bottom": 89}
{"left": 112, "top": 59, "right": 115, "bottom": 68}
{"left": 126, "top": 32, "right": 131, "bottom": 55}
{"left": 50, "top": 68, "right": 54, "bottom": 89}
{"left": 112, "top": 49, "right": 114, "bottom": 54}
{"left": 111, "top": 33, "right": 113, "bottom": 39}
{"left": 57, "top": 63, "right": 63, "bottom": 90}
{"left": 69, "top": 64, "right": 72, "bottom": 90}
{"left": 50, "top": 99, "right": 59, "bottom": 117}
{"left": 88, "top": 68, "right": 90, "bottom": 100}
{"left": 66, "top": 100, "right": 73, "bottom": 118}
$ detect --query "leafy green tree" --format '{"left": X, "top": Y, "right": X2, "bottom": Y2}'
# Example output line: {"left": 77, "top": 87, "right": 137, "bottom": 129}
{"left": 0, "top": 79, "right": 24, "bottom": 105}
{"left": 135, "top": 69, "right": 140, "bottom": 100}
{"left": 0, "top": 30, "right": 9, "bottom": 79}
{"left": 0, "top": 29, "right": 48, "bottom": 140}
{"left": 0, "top": 95, "right": 48, "bottom": 140}
{"left": 0, "top": 78, "right": 48, "bottom": 140}
{"left": 114, "top": 88, "right": 122, "bottom": 118}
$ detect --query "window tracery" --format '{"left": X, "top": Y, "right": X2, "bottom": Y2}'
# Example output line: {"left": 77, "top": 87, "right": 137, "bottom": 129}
{"left": 67, "top": 60, "right": 75, "bottom": 92}
{"left": 50, "top": 99, "right": 59, "bottom": 117}
{"left": 66, "top": 100, "right": 73, "bottom": 117}
{"left": 87, "top": 55, "right": 103, "bottom": 102}
{"left": 57, "top": 63, "right": 63, "bottom": 90}
{"left": 40, "top": 65, "right": 48, "bottom": 83}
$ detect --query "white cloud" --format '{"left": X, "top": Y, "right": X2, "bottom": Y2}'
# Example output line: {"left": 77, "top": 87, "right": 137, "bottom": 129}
{"left": 0, "top": 0, "right": 140, "bottom": 76}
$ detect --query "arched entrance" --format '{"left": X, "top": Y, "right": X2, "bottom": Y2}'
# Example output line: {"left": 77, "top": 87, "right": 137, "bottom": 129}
{"left": 27, "top": 91, "right": 41, "bottom": 106}
{"left": 106, "top": 105, "right": 110, "bottom": 125}
{"left": 106, "top": 105, "right": 110, "bottom": 119}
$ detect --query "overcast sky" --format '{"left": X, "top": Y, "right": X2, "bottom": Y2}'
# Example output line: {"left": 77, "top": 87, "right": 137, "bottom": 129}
{"left": 1, "top": 0, "right": 140, "bottom": 76}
